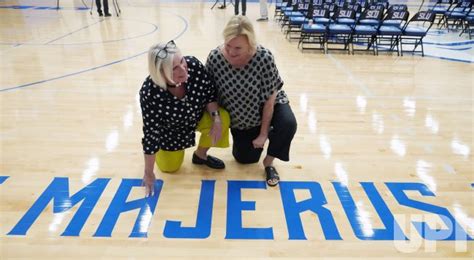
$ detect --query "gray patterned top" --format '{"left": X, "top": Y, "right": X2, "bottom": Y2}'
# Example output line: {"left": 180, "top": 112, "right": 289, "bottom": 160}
{"left": 205, "top": 45, "right": 288, "bottom": 130}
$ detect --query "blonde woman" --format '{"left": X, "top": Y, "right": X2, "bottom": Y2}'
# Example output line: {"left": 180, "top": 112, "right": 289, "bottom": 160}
{"left": 205, "top": 16, "right": 297, "bottom": 187}
{"left": 140, "top": 40, "right": 230, "bottom": 195}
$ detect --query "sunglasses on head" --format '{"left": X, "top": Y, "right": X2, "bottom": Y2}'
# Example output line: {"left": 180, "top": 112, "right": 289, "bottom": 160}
{"left": 154, "top": 40, "right": 176, "bottom": 65}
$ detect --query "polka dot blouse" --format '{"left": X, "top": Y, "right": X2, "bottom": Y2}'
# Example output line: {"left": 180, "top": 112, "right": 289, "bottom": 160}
{"left": 205, "top": 45, "right": 288, "bottom": 130}
{"left": 140, "top": 56, "right": 216, "bottom": 154}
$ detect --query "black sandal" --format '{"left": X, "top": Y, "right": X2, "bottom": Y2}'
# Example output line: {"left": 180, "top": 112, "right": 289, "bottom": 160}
{"left": 265, "top": 166, "right": 280, "bottom": 186}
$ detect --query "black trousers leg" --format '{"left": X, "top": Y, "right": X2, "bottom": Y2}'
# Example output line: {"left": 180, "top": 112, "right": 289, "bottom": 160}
{"left": 234, "top": 0, "right": 240, "bottom": 15}
{"left": 267, "top": 103, "right": 297, "bottom": 161}
{"left": 242, "top": 0, "right": 247, "bottom": 15}
{"left": 103, "top": 0, "right": 109, "bottom": 14}
{"left": 231, "top": 126, "right": 263, "bottom": 164}
{"left": 230, "top": 103, "right": 297, "bottom": 164}
{"left": 96, "top": 0, "right": 102, "bottom": 13}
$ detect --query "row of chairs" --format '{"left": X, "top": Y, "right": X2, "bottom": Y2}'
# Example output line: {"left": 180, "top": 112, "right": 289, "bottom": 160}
{"left": 276, "top": 0, "right": 390, "bottom": 20}
{"left": 430, "top": 0, "right": 474, "bottom": 38}
{"left": 275, "top": 0, "right": 441, "bottom": 56}
{"left": 276, "top": 0, "right": 394, "bottom": 26}
{"left": 299, "top": 7, "right": 436, "bottom": 56}
{"left": 431, "top": 0, "right": 472, "bottom": 28}
{"left": 281, "top": 2, "right": 408, "bottom": 39}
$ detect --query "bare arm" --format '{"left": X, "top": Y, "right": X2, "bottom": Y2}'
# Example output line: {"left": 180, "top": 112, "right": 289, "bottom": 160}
{"left": 206, "top": 102, "right": 220, "bottom": 118}
{"left": 139, "top": 82, "right": 161, "bottom": 196}
{"left": 206, "top": 102, "right": 222, "bottom": 145}
{"left": 253, "top": 91, "right": 277, "bottom": 148}
{"left": 143, "top": 153, "right": 156, "bottom": 196}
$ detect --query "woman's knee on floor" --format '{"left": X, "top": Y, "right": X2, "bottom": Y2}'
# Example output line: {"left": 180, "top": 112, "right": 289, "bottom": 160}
{"left": 156, "top": 161, "right": 182, "bottom": 173}
{"left": 233, "top": 154, "right": 260, "bottom": 164}
{"left": 232, "top": 147, "right": 262, "bottom": 164}
{"left": 155, "top": 150, "right": 184, "bottom": 173}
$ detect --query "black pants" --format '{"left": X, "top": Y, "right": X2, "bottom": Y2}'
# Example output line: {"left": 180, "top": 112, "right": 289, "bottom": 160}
{"left": 234, "top": 0, "right": 247, "bottom": 15}
{"left": 96, "top": 0, "right": 109, "bottom": 14}
{"left": 231, "top": 103, "right": 297, "bottom": 164}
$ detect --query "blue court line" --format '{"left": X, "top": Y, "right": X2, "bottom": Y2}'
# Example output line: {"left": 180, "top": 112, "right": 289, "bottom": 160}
{"left": 0, "top": 5, "right": 89, "bottom": 10}
{"left": 0, "top": 53, "right": 145, "bottom": 92}
{"left": 351, "top": 40, "right": 471, "bottom": 49}
{"left": 0, "top": 5, "right": 35, "bottom": 9}
{"left": 0, "top": 19, "right": 158, "bottom": 46}
{"left": 424, "top": 40, "right": 474, "bottom": 47}
{"left": 427, "top": 31, "right": 448, "bottom": 36}
{"left": 45, "top": 20, "right": 102, "bottom": 44}
{"left": 34, "top": 6, "right": 59, "bottom": 10}
{"left": 0, "top": 14, "right": 189, "bottom": 92}
{"left": 0, "top": 176, "right": 9, "bottom": 184}
{"left": 436, "top": 46, "right": 472, "bottom": 51}
{"left": 54, "top": 21, "right": 158, "bottom": 45}
{"left": 392, "top": 45, "right": 474, "bottom": 63}
{"left": 0, "top": 4, "right": 91, "bottom": 10}
{"left": 424, "top": 54, "right": 473, "bottom": 63}
{"left": 375, "top": 44, "right": 473, "bottom": 63}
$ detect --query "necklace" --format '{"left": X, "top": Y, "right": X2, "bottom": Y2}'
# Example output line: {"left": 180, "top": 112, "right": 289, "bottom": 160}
{"left": 167, "top": 83, "right": 182, "bottom": 88}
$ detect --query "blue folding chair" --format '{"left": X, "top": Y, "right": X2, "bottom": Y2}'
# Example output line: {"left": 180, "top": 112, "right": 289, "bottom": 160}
{"left": 377, "top": 10, "right": 410, "bottom": 56}
{"left": 460, "top": 9, "right": 474, "bottom": 38}
{"left": 442, "top": 0, "right": 472, "bottom": 31}
{"left": 429, "top": 0, "right": 455, "bottom": 27}
{"left": 353, "top": 8, "right": 384, "bottom": 55}
{"left": 299, "top": 6, "right": 331, "bottom": 52}
{"left": 285, "top": 1, "right": 312, "bottom": 40}
{"left": 326, "top": 8, "right": 357, "bottom": 54}
{"left": 401, "top": 11, "right": 436, "bottom": 56}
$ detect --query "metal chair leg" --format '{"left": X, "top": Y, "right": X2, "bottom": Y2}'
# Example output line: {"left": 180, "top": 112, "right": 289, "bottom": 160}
{"left": 90, "top": 0, "right": 94, "bottom": 15}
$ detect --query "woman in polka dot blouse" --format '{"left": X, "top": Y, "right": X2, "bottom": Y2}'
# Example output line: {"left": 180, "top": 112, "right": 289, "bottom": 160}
{"left": 140, "top": 41, "right": 230, "bottom": 195}
{"left": 205, "top": 16, "right": 297, "bottom": 187}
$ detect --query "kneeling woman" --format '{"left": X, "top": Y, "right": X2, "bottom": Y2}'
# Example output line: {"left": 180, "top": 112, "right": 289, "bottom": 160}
{"left": 140, "top": 40, "right": 230, "bottom": 195}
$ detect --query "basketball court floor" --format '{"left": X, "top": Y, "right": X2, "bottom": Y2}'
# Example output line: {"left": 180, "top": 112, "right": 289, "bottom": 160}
{"left": 0, "top": 0, "right": 473, "bottom": 258}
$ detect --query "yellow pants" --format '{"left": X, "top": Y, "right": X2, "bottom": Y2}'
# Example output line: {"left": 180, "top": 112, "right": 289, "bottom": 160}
{"left": 156, "top": 108, "right": 230, "bottom": 172}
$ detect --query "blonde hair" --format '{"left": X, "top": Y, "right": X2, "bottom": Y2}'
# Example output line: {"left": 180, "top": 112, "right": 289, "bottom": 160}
{"left": 148, "top": 41, "right": 180, "bottom": 90}
{"left": 222, "top": 15, "right": 257, "bottom": 52}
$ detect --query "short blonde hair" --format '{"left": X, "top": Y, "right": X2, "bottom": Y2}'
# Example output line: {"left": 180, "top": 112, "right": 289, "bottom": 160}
{"left": 148, "top": 41, "right": 180, "bottom": 90}
{"left": 222, "top": 15, "right": 257, "bottom": 52}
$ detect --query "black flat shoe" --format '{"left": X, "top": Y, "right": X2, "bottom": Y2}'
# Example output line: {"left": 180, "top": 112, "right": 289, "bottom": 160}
{"left": 104, "top": 13, "right": 112, "bottom": 17}
{"left": 192, "top": 153, "right": 225, "bottom": 169}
